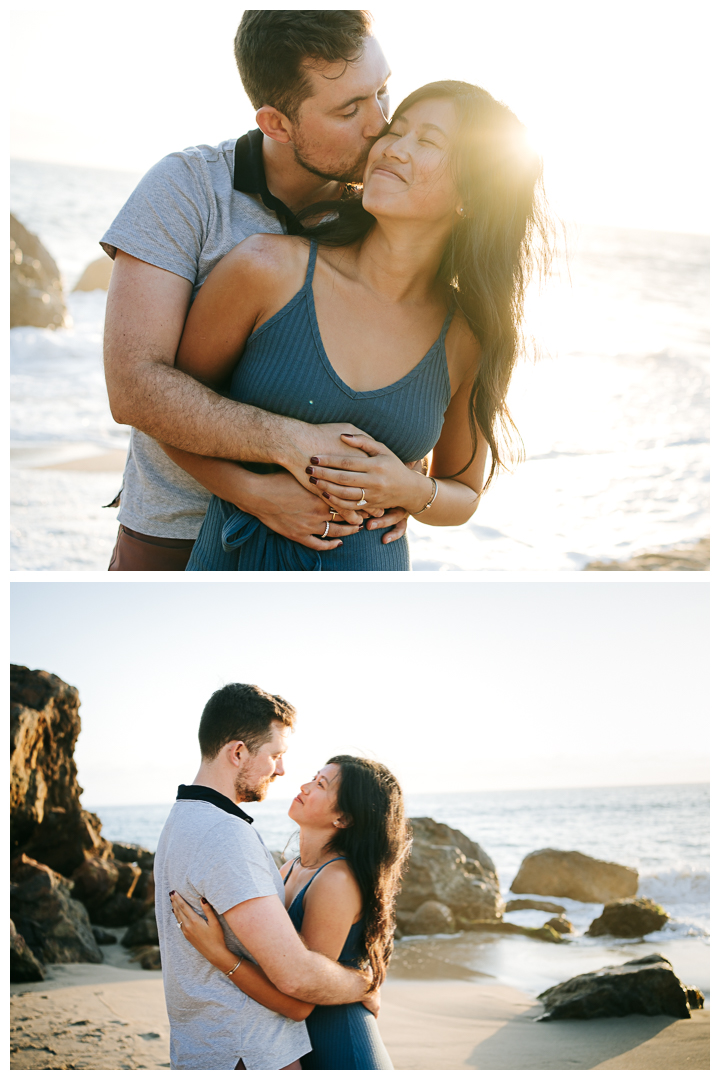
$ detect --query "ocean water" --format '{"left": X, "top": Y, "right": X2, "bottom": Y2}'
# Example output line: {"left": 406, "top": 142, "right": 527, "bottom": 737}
{"left": 10, "top": 159, "right": 710, "bottom": 570}
{"left": 89, "top": 783, "right": 709, "bottom": 997}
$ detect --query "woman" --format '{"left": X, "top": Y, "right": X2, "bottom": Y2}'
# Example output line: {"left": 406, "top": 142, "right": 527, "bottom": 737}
{"left": 170, "top": 756, "right": 409, "bottom": 1069}
{"left": 162, "top": 80, "right": 552, "bottom": 570}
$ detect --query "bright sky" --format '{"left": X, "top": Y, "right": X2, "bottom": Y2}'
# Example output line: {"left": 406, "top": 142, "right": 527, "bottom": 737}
{"left": 10, "top": 582, "right": 709, "bottom": 807}
{"left": 9, "top": 1, "right": 711, "bottom": 233}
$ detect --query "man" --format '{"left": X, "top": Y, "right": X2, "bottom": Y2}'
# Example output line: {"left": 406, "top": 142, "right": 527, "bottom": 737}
{"left": 155, "top": 682, "right": 375, "bottom": 1070}
{"left": 102, "top": 11, "right": 409, "bottom": 570}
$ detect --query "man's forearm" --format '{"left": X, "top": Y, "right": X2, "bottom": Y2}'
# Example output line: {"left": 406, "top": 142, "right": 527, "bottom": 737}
{"left": 111, "top": 359, "right": 311, "bottom": 465}
{"left": 275, "top": 950, "right": 371, "bottom": 1004}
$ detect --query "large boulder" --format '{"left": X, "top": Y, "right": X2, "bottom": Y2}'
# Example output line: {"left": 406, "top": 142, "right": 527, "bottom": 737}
{"left": 89, "top": 892, "right": 147, "bottom": 928}
{"left": 10, "top": 665, "right": 113, "bottom": 876}
{"left": 538, "top": 954, "right": 704, "bottom": 1021}
{"left": 111, "top": 841, "right": 155, "bottom": 871}
{"left": 587, "top": 897, "right": 669, "bottom": 938}
{"left": 510, "top": 849, "right": 638, "bottom": 903}
{"left": 10, "top": 214, "right": 68, "bottom": 329}
{"left": 72, "top": 253, "right": 113, "bottom": 292}
{"left": 10, "top": 919, "right": 46, "bottom": 982}
{"left": 398, "top": 818, "right": 503, "bottom": 923}
{"left": 10, "top": 855, "right": 102, "bottom": 965}
{"left": 71, "top": 856, "right": 120, "bottom": 908}
{"left": 121, "top": 908, "right": 159, "bottom": 947}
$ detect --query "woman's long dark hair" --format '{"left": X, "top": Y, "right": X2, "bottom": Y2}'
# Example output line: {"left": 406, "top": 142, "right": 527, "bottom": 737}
{"left": 324, "top": 755, "right": 410, "bottom": 991}
{"left": 298, "top": 80, "right": 555, "bottom": 487}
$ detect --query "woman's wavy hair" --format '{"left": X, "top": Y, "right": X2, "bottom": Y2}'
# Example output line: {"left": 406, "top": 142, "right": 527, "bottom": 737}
{"left": 324, "top": 755, "right": 410, "bottom": 991}
{"left": 298, "top": 80, "right": 555, "bottom": 487}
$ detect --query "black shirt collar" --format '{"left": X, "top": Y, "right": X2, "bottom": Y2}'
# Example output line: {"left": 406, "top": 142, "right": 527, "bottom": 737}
{"left": 233, "top": 128, "right": 302, "bottom": 235}
{"left": 176, "top": 783, "right": 253, "bottom": 824}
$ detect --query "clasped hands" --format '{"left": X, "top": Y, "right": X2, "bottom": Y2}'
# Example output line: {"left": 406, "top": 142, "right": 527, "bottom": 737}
{"left": 305, "top": 433, "right": 432, "bottom": 516}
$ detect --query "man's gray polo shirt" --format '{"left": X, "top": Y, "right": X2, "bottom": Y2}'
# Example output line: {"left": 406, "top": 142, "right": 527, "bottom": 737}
{"left": 101, "top": 132, "right": 287, "bottom": 539}
{"left": 154, "top": 786, "right": 311, "bottom": 1070}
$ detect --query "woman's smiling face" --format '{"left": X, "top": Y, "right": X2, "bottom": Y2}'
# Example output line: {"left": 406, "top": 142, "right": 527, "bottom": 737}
{"left": 361, "top": 97, "right": 461, "bottom": 225}
{"left": 288, "top": 763, "right": 342, "bottom": 829}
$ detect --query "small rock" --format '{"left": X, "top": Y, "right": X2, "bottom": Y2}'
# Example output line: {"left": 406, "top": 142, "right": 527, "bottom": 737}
{"left": 400, "top": 901, "right": 456, "bottom": 935}
{"left": 505, "top": 899, "right": 566, "bottom": 914}
{"left": 91, "top": 926, "right": 117, "bottom": 945}
{"left": 71, "top": 857, "right": 120, "bottom": 907}
{"left": 10, "top": 215, "right": 68, "bottom": 329}
{"left": 110, "top": 842, "right": 153, "bottom": 869}
{"left": 72, "top": 255, "right": 113, "bottom": 292}
{"left": 121, "top": 908, "right": 158, "bottom": 947}
{"left": 130, "top": 945, "right": 161, "bottom": 970}
{"left": 545, "top": 915, "right": 574, "bottom": 935}
{"left": 510, "top": 849, "right": 638, "bottom": 903}
{"left": 90, "top": 892, "right": 146, "bottom": 928}
{"left": 586, "top": 896, "right": 669, "bottom": 938}
{"left": 538, "top": 953, "right": 702, "bottom": 1020}
{"left": 10, "top": 919, "right": 46, "bottom": 982}
{"left": 455, "top": 918, "right": 562, "bottom": 943}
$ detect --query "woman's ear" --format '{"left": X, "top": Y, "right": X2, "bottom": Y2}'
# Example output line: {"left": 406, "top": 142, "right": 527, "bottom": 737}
{"left": 332, "top": 814, "right": 353, "bottom": 829}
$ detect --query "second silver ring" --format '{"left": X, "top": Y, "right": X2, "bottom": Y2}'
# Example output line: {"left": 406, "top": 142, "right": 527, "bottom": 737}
{"left": 321, "top": 521, "right": 331, "bottom": 539}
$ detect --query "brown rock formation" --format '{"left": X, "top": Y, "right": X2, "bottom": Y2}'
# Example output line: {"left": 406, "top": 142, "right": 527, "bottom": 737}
{"left": 10, "top": 919, "right": 46, "bottom": 982}
{"left": 11, "top": 665, "right": 112, "bottom": 876}
{"left": 397, "top": 817, "right": 503, "bottom": 924}
{"left": 10, "top": 855, "right": 102, "bottom": 965}
{"left": 72, "top": 253, "right": 114, "bottom": 291}
{"left": 585, "top": 537, "right": 709, "bottom": 571}
{"left": 10, "top": 214, "right": 68, "bottom": 329}
{"left": 505, "top": 898, "right": 566, "bottom": 914}
{"left": 510, "top": 849, "right": 638, "bottom": 903}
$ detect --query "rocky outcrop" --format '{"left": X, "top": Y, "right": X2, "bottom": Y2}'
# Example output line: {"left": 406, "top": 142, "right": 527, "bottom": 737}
{"left": 397, "top": 818, "right": 503, "bottom": 925}
{"left": 510, "top": 849, "right": 638, "bottom": 903}
{"left": 10, "top": 919, "right": 46, "bottom": 982}
{"left": 546, "top": 915, "right": 574, "bottom": 935}
{"left": 455, "top": 918, "right": 562, "bottom": 943}
{"left": 121, "top": 910, "right": 159, "bottom": 948}
{"left": 396, "top": 901, "right": 456, "bottom": 936}
{"left": 72, "top": 254, "right": 114, "bottom": 292}
{"left": 587, "top": 897, "right": 669, "bottom": 938}
{"left": 538, "top": 954, "right": 704, "bottom": 1021}
{"left": 505, "top": 899, "right": 565, "bottom": 914}
{"left": 11, "top": 666, "right": 113, "bottom": 877}
{"left": 10, "top": 856, "right": 102, "bottom": 965}
{"left": 585, "top": 537, "right": 709, "bottom": 571}
{"left": 10, "top": 214, "right": 68, "bottom": 329}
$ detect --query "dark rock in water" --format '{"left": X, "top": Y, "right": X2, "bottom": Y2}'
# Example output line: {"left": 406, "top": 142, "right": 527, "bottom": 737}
{"left": 505, "top": 899, "right": 566, "bottom": 914}
{"left": 456, "top": 918, "right": 562, "bottom": 943}
{"left": 511, "top": 849, "right": 638, "bottom": 903}
{"left": 10, "top": 855, "right": 102, "bottom": 964}
{"left": 545, "top": 915, "right": 574, "bottom": 935}
{"left": 397, "top": 901, "right": 456, "bottom": 935}
{"left": 10, "top": 919, "right": 46, "bottom": 982}
{"left": 130, "top": 945, "right": 162, "bottom": 970}
{"left": 89, "top": 892, "right": 146, "bottom": 928}
{"left": 111, "top": 841, "right": 154, "bottom": 871}
{"left": 11, "top": 665, "right": 113, "bottom": 876}
{"left": 114, "top": 860, "right": 142, "bottom": 898}
{"left": 587, "top": 896, "right": 669, "bottom": 937}
{"left": 121, "top": 909, "right": 159, "bottom": 947}
{"left": 538, "top": 954, "right": 703, "bottom": 1020}
{"left": 10, "top": 214, "right": 68, "bottom": 329}
{"left": 71, "top": 856, "right": 120, "bottom": 907}
{"left": 398, "top": 817, "right": 503, "bottom": 923}
{"left": 91, "top": 926, "right": 117, "bottom": 945}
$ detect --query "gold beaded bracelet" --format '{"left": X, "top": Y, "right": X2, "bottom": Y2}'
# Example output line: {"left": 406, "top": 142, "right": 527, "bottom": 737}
{"left": 414, "top": 476, "right": 439, "bottom": 514}
{"left": 225, "top": 957, "right": 243, "bottom": 978}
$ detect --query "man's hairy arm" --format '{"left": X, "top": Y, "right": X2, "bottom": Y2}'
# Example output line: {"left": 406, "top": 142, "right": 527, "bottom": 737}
{"left": 224, "top": 894, "right": 370, "bottom": 1003}
{"left": 103, "top": 251, "right": 336, "bottom": 471}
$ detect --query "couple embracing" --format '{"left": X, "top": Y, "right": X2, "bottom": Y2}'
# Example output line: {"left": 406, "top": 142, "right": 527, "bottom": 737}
{"left": 157, "top": 682, "right": 407, "bottom": 1069}
{"left": 103, "top": 10, "right": 550, "bottom": 571}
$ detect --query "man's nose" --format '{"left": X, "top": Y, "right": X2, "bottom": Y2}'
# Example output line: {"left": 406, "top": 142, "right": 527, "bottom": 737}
{"left": 274, "top": 758, "right": 285, "bottom": 777}
{"left": 363, "top": 98, "right": 389, "bottom": 140}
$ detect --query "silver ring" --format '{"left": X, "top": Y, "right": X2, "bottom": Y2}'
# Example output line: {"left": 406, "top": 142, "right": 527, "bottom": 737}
{"left": 176, "top": 921, "right": 183, "bottom": 930}
{"left": 321, "top": 521, "right": 331, "bottom": 538}
{"left": 357, "top": 488, "right": 368, "bottom": 507}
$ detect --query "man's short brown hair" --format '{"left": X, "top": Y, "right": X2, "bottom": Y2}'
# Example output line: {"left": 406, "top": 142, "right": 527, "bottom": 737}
{"left": 235, "top": 10, "right": 373, "bottom": 122}
{"left": 198, "top": 683, "right": 295, "bottom": 761}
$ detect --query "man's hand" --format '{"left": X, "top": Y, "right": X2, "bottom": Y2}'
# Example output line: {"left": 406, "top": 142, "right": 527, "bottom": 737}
{"left": 361, "top": 987, "right": 381, "bottom": 1019}
{"left": 242, "top": 471, "right": 362, "bottom": 550}
{"left": 278, "top": 422, "right": 374, "bottom": 494}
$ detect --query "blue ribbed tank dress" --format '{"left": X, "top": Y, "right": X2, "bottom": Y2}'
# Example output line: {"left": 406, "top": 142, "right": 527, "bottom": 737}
{"left": 284, "top": 857, "right": 393, "bottom": 1070}
{"left": 186, "top": 241, "right": 452, "bottom": 571}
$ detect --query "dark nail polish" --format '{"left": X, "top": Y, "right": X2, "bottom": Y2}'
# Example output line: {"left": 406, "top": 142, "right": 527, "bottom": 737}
{"left": 169, "top": 891, "right": 175, "bottom": 896}
{"left": 337, "top": 541, "right": 343, "bottom": 546}
{"left": 305, "top": 466, "right": 313, "bottom": 474}
{"left": 322, "top": 491, "right": 330, "bottom": 498}
{"left": 309, "top": 476, "right": 318, "bottom": 484}
{"left": 201, "top": 897, "right": 208, "bottom": 903}
{"left": 310, "top": 457, "right": 319, "bottom": 465}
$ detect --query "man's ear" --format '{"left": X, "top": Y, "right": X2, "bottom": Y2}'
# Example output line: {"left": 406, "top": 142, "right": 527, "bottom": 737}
{"left": 226, "top": 740, "right": 248, "bottom": 767}
{"left": 256, "top": 106, "right": 295, "bottom": 145}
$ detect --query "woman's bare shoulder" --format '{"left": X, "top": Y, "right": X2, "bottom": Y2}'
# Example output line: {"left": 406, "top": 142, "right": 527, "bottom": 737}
{"left": 446, "top": 306, "right": 481, "bottom": 382}
{"left": 307, "top": 857, "right": 362, "bottom": 903}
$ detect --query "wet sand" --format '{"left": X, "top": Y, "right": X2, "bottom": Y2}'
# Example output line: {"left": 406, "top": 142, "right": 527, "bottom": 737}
{"left": 11, "top": 959, "right": 709, "bottom": 1070}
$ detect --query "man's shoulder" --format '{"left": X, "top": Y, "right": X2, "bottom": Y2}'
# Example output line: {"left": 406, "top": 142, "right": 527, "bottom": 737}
{"left": 145, "top": 138, "right": 237, "bottom": 185}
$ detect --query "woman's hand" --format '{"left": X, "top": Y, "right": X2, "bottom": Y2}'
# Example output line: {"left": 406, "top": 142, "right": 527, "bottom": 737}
{"left": 169, "top": 892, "right": 236, "bottom": 971}
{"left": 306, "top": 434, "right": 433, "bottom": 515}
{"left": 361, "top": 987, "right": 381, "bottom": 1019}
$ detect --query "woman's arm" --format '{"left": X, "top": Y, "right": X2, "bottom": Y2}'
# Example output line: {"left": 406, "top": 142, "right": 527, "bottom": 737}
{"left": 170, "top": 892, "right": 314, "bottom": 1022}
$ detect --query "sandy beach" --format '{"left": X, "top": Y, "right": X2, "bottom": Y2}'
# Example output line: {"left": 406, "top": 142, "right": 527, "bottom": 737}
{"left": 11, "top": 947, "right": 709, "bottom": 1071}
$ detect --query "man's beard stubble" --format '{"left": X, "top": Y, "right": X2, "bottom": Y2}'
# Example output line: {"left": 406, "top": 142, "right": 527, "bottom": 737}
{"left": 234, "top": 770, "right": 274, "bottom": 804}
{"left": 292, "top": 143, "right": 370, "bottom": 186}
